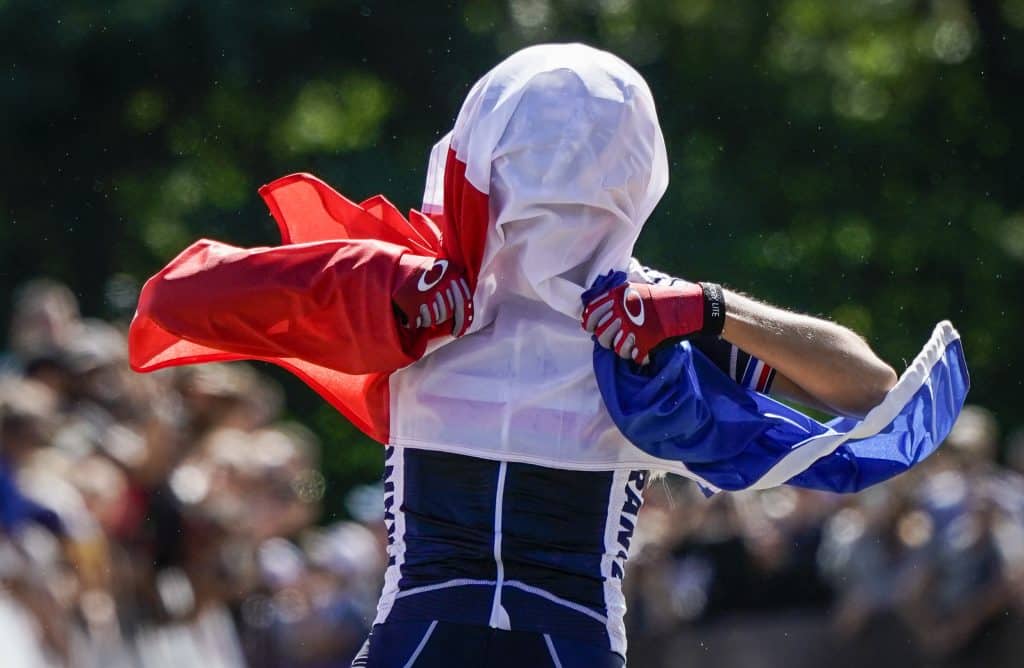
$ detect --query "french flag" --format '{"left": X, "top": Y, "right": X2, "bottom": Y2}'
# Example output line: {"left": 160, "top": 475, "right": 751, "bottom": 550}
{"left": 129, "top": 43, "right": 968, "bottom": 494}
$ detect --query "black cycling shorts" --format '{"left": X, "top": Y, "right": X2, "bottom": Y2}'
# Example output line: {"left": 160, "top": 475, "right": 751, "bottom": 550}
{"left": 352, "top": 620, "right": 626, "bottom": 667}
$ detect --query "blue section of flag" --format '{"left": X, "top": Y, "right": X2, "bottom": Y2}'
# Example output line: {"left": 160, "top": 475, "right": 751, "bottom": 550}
{"left": 584, "top": 271, "right": 970, "bottom": 493}
{"left": 787, "top": 337, "right": 967, "bottom": 492}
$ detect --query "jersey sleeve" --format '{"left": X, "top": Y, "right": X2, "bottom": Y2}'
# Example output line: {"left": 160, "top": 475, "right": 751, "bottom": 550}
{"left": 628, "top": 259, "right": 777, "bottom": 394}
{"left": 689, "top": 335, "right": 777, "bottom": 393}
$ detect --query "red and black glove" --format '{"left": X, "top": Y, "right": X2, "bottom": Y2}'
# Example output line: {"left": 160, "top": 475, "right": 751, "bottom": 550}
{"left": 581, "top": 280, "right": 724, "bottom": 364}
{"left": 393, "top": 255, "right": 474, "bottom": 337}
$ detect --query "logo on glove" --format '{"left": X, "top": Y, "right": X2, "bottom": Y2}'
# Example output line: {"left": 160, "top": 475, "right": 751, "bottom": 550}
{"left": 417, "top": 259, "right": 449, "bottom": 292}
{"left": 623, "top": 287, "right": 645, "bottom": 326}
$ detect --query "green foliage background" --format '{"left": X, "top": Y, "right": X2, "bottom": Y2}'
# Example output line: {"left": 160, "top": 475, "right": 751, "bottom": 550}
{"left": 4, "top": 0, "right": 1022, "bottom": 515}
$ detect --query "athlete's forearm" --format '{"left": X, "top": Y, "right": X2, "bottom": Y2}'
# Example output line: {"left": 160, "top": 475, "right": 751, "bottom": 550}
{"left": 720, "top": 290, "right": 897, "bottom": 418}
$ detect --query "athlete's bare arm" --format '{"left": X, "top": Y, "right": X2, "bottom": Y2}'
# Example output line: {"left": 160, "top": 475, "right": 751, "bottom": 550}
{"left": 721, "top": 290, "right": 897, "bottom": 419}
{"left": 582, "top": 277, "right": 898, "bottom": 419}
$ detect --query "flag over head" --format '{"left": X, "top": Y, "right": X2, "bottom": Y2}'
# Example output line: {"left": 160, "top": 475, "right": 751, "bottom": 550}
{"left": 383, "top": 44, "right": 685, "bottom": 465}
{"left": 426, "top": 43, "right": 669, "bottom": 327}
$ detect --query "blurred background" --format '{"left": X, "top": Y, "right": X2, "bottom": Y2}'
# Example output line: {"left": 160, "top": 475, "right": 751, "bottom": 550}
{"left": 2, "top": 1, "right": 1023, "bottom": 666}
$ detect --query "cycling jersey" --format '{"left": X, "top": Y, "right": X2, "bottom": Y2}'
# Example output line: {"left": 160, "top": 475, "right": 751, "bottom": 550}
{"left": 372, "top": 445, "right": 646, "bottom": 657}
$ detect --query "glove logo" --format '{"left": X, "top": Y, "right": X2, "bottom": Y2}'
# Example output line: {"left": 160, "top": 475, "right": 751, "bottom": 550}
{"left": 417, "top": 259, "right": 449, "bottom": 292}
{"left": 623, "top": 287, "right": 645, "bottom": 326}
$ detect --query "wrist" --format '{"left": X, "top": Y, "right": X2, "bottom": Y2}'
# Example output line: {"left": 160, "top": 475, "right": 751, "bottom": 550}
{"left": 700, "top": 282, "right": 725, "bottom": 337}
{"left": 394, "top": 253, "right": 433, "bottom": 289}
{"left": 392, "top": 253, "right": 439, "bottom": 326}
{"left": 649, "top": 281, "right": 704, "bottom": 340}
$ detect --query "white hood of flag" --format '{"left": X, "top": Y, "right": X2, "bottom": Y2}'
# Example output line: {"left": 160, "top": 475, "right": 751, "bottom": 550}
{"left": 391, "top": 43, "right": 675, "bottom": 470}
{"left": 423, "top": 42, "right": 669, "bottom": 323}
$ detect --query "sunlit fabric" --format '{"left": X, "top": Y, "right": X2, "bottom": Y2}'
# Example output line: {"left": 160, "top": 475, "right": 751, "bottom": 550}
{"left": 588, "top": 272, "right": 970, "bottom": 493}
{"left": 387, "top": 44, "right": 678, "bottom": 470}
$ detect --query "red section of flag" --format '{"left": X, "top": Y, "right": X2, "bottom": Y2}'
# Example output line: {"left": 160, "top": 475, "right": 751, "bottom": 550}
{"left": 136, "top": 237, "right": 428, "bottom": 373}
{"left": 437, "top": 148, "right": 489, "bottom": 288}
{"left": 259, "top": 173, "right": 438, "bottom": 256}
{"left": 129, "top": 161, "right": 489, "bottom": 444}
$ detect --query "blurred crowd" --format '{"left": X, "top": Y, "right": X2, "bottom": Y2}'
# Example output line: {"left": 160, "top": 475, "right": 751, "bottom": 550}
{"left": 0, "top": 279, "right": 385, "bottom": 667}
{"left": 3, "top": 278, "right": 1024, "bottom": 667}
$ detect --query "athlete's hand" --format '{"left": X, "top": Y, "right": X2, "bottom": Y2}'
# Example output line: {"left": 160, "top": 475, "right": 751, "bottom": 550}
{"left": 393, "top": 256, "right": 474, "bottom": 337}
{"left": 581, "top": 280, "right": 724, "bottom": 364}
